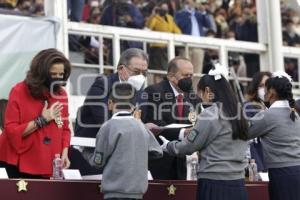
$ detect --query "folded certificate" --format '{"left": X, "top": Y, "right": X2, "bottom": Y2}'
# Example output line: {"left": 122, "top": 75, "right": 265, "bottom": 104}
{"left": 164, "top": 124, "right": 193, "bottom": 128}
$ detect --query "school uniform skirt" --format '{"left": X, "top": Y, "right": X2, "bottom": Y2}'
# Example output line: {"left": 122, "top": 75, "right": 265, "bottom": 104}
{"left": 196, "top": 178, "right": 248, "bottom": 200}
{"left": 268, "top": 165, "right": 300, "bottom": 200}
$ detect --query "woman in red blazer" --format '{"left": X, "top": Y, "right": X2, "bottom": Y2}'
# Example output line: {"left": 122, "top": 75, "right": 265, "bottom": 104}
{"left": 0, "top": 48, "right": 72, "bottom": 178}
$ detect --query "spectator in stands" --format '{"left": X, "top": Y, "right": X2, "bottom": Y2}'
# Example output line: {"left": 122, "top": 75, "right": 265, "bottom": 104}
{"left": 161, "top": 64, "right": 248, "bottom": 200}
{"left": 214, "top": 7, "right": 229, "bottom": 38}
{"left": 244, "top": 71, "right": 272, "bottom": 172}
{"left": 248, "top": 71, "right": 300, "bottom": 200}
{"left": 90, "top": 82, "right": 162, "bottom": 200}
{"left": 292, "top": 14, "right": 300, "bottom": 37}
{"left": 101, "top": 0, "right": 144, "bottom": 64}
{"left": 81, "top": 0, "right": 100, "bottom": 21}
{"left": 283, "top": 19, "right": 300, "bottom": 47}
{"left": 67, "top": 0, "right": 84, "bottom": 22}
{"left": 0, "top": 0, "right": 17, "bottom": 9}
{"left": 175, "top": 0, "right": 212, "bottom": 37}
{"left": 101, "top": 0, "right": 144, "bottom": 34}
{"left": 15, "top": 0, "right": 32, "bottom": 14}
{"left": 174, "top": 0, "right": 213, "bottom": 77}
{"left": 146, "top": 1, "right": 181, "bottom": 83}
{"left": 227, "top": 0, "right": 242, "bottom": 22}
{"left": 80, "top": 6, "right": 103, "bottom": 64}
{"left": 229, "top": 52, "right": 246, "bottom": 78}
{"left": 284, "top": 58, "right": 299, "bottom": 82}
{"left": 0, "top": 49, "right": 72, "bottom": 178}
{"left": 71, "top": 48, "right": 150, "bottom": 175}
{"left": 68, "top": 0, "right": 85, "bottom": 51}
{"left": 0, "top": 99, "right": 8, "bottom": 135}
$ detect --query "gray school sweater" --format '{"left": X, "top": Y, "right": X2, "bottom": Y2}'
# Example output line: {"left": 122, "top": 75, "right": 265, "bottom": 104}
{"left": 248, "top": 102, "right": 300, "bottom": 169}
{"left": 166, "top": 104, "right": 248, "bottom": 180}
{"left": 90, "top": 111, "right": 163, "bottom": 199}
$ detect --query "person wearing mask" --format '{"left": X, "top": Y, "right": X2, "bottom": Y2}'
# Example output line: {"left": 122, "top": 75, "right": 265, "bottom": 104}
{"left": 244, "top": 71, "right": 271, "bottom": 172}
{"left": 160, "top": 64, "right": 248, "bottom": 200}
{"left": 0, "top": 99, "right": 8, "bottom": 135}
{"left": 174, "top": 0, "right": 213, "bottom": 75}
{"left": 283, "top": 19, "right": 300, "bottom": 47}
{"left": 146, "top": 1, "right": 181, "bottom": 83}
{"left": 248, "top": 71, "right": 300, "bottom": 200}
{"left": 141, "top": 57, "right": 201, "bottom": 180}
{"left": 101, "top": 0, "right": 144, "bottom": 64}
{"left": 72, "top": 48, "right": 149, "bottom": 175}
{"left": 0, "top": 49, "right": 72, "bottom": 178}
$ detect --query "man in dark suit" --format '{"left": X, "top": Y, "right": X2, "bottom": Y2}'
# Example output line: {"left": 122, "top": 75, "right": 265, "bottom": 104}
{"left": 141, "top": 57, "right": 201, "bottom": 180}
{"left": 70, "top": 48, "right": 148, "bottom": 175}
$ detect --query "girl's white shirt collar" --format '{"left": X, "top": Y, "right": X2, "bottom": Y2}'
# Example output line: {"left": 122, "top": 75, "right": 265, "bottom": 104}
{"left": 112, "top": 111, "right": 134, "bottom": 119}
{"left": 270, "top": 100, "right": 290, "bottom": 108}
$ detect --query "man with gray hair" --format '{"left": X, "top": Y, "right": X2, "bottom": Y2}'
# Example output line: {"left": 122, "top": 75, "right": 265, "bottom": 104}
{"left": 70, "top": 48, "right": 149, "bottom": 175}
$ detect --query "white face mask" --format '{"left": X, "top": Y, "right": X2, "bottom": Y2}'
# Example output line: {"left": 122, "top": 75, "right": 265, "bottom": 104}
{"left": 258, "top": 87, "right": 265, "bottom": 101}
{"left": 90, "top": 1, "right": 99, "bottom": 7}
{"left": 292, "top": 16, "right": 300, "bottom": 24}
{"left": 127, "top": 74, "right": 145, "bottom": 91}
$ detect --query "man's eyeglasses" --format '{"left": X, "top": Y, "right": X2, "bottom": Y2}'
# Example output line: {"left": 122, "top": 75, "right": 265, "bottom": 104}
{"left": 125, "top": 66, "right": 147, "bottom": 76}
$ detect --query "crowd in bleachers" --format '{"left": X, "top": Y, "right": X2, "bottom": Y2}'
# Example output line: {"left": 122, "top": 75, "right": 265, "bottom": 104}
{"left": 0, "top": 0, "right": 44, "bottom": 16}
{"left": 0, "top": 0, "right": 299, "bottom": 81}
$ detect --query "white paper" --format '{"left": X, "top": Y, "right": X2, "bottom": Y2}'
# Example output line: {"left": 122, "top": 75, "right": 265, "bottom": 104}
{"left": 259, "top": 172, "right": 269, "bottom": 182}
{"left": 82, "top": 174, "right": 102, "bottom": 180}
{"left": 0, "top": 168, "right": 8, "bottom": 179}
{"left": 148, "top": 171, "right": 153, "bottom": 180}
{"left": 81, "top": 171, "right": 153, "bottom": 180}
{"left": 164, "top": 124, "right": 192, "bottom": 128}
{"left": 62, "top": 169, "right": 82, "bottom": 180}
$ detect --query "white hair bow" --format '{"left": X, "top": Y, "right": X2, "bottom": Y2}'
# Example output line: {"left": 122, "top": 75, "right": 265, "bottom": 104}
{"left": 272, "top": 71, "right": 292, "bottom": 83}
{"left": 208, "top": 63, "right": 228, "bottom": 80}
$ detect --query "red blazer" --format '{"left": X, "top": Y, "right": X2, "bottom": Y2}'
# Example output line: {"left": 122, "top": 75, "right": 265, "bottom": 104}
{"left": 0, "top": 81, "right": 70, "bottom": 176}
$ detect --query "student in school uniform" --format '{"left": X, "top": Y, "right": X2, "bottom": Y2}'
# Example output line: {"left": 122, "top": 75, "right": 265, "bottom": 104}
{"left": 90, "top": 83, "right": 163, "bottom": 200}
{"left": 248, "top": 71, "right": 300, "bottom": 200}
{"left": 160, "top": 64, "right": 249, "bottom": 200}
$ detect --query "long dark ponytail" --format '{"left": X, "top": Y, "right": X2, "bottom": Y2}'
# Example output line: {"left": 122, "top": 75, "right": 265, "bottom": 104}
{"left": 265, "top": 76, "right": 297, "bottom": 121}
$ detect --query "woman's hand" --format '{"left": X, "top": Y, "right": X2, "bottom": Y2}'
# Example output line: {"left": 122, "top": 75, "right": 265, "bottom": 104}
{"left": 61, "top": 148, "right": 71, "bottom": 169}
{"left": 41, "top": 101, "right": 63, "bottom": 122}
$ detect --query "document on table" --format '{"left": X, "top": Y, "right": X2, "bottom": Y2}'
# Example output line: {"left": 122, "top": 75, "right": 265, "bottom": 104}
{"left": 164, "top": 124, "right": 193, "bottom": 128}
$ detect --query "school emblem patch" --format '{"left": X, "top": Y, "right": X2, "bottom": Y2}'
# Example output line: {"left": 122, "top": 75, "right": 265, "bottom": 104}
{"left": 94, "top": 152, "right": 103, "bottom": 165}
{"left": 187, "top": 129, "right": 199, "bottom": 143}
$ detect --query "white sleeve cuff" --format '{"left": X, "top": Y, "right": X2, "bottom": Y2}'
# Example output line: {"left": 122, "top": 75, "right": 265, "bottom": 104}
{"left": 179, "top": 128, "right": 186, "bottom": 140}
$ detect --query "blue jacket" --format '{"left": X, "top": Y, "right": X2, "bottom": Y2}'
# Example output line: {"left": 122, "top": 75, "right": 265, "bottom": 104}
{"left": 174, "top": 10, "right": 211, "bottom": 36}
{"left": 100, "top": 3, "right": 144, "bottom": 29}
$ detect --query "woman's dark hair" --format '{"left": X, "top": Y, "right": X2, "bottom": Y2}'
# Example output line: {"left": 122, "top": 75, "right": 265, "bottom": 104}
{"left": 0, "top": 99, "right": 8, "bottom": 130}
{"left": 246, "top": 71, "right": 272, "bottom": 102}
{"left": 197, "top": 75, "right": 248, "bottom": 140}
{"left": 25, "top": 48, "right": 71, "bottom": 99}
{"left": 265, "top": 76, "right": 297, "bottom": 121}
